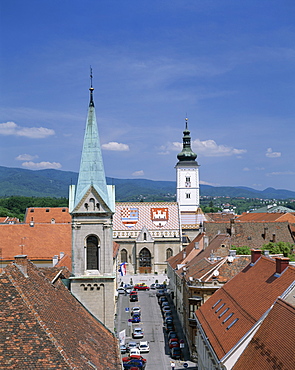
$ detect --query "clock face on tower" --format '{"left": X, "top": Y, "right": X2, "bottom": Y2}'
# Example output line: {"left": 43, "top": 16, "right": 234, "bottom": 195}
{"left": 185, "top": 181, "right": 191, "bottom": 187}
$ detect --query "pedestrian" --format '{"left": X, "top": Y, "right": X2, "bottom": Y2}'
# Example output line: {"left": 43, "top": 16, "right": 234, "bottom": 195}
{"left": 171, "top": 361, "right": 175, "bottom": 369}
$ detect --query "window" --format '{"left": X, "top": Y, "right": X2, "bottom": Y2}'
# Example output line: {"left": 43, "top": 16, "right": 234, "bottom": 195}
{"left": 212, "top": 299, "right": 221, "bottom": 309}
{"left": 218, "top": 307, "right": 229, "bottom": 318}
{"left": 139, "top": 248, "right": 151, "bottom": 267}
{"left": 186, "top": 176, "right": 190, "bottom": 182}
{"left": 186, "top": 193, "right": 191, "bottom": 199}
{"left": 222, "top": 313, "right": 234, "bottom": 324}
{"left": 166, "top": 248, "right": 173, "bottom": 260}
{"left": 121, "top": 249, "right": 127, "bottom": 263}
{"left": 86, "top": 235, "right": 99, "bottom": 270}
{"left": 215, "top": 303, "right": 225, "bottom": 313}
{"left": 226, "top": 318, "right": 239, "bottom": 330}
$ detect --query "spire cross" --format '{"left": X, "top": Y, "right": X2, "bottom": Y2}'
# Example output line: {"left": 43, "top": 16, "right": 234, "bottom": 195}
{"left": 90, "top": 66, "right": 93, "bottom": 88}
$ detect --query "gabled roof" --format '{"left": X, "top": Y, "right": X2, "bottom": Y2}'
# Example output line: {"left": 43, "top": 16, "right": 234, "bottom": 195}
{"left": 251, "top": 204, "right": 295, "bottom": 213}
{"left": 233, "top": 298, "right": 295, "bottom": 370}
{"left": 236, "top": 212, "right": 295, "bottom": 223}
{"left": 195, "top": 256, "right": 295, "bottom": 360}
{"left": 1, "top": 257, "right": 121, "bottom": 369}
{"left": 167, "top": 233, "right": 205, "bottom": 269}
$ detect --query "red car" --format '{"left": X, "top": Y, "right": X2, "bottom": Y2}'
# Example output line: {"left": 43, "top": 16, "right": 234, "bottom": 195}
{"left": 169, "top": 338, "right": 180, "bottom": 349}
{"left": 134, "top": 284, "right": 149, "bottom": 291}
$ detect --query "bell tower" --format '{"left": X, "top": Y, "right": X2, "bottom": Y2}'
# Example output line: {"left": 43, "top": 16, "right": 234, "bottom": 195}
{"left": 69, "top": 71, "right": 116, "bottom": 331}
{"left": 175, "top": 118, "right": 200, "bottom": 224}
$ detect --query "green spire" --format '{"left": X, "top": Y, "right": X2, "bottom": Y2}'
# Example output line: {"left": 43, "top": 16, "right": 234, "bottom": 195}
{"left": 177, "top": 118, "right": 197, "bottom": 162}
{"left": 74, "top": 72, "right": 110, "bottom": 209}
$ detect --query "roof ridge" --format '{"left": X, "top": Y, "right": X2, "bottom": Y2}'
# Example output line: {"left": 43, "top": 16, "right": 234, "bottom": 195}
{"left": 5, "top": 263, "right": 76, "bottom": 369}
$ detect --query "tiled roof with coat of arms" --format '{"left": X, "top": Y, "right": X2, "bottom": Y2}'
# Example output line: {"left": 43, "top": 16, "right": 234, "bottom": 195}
{"left": 113, "top": 202, "right": 180, "bottom": 231}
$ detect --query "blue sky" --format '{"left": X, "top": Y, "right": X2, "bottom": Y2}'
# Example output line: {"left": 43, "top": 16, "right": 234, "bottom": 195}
{"left": 1, "top": 1, "right": 294, "bottom": 191}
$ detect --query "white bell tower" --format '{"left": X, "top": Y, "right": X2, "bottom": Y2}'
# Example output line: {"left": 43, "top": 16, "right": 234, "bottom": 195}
{"left": 175, "top": 118, "right": 200, "bottom": 223}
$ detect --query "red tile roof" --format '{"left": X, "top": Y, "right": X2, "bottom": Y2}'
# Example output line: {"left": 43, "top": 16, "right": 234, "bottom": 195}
{"left": 24, "top": 207, "right": 71, "bottom": 224}
{"left": 0, "top": 223, "right": 72, "bottom": 260}
{"left": 237, "top": 212, "right": 295, "bottom": 223}
{"left": 1, "top": 257, "right": 121, "bottom": 369}
{"left": 233, "top": 298, "right": 295, "bottom": 370}
{"left": 195, "top": 256, "right": 295, "bottom": 360}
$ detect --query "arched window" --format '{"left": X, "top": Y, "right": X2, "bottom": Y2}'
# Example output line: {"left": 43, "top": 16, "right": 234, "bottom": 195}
{"left": 139, "top": 248, "right": 151, "bottom": 267}
{"left": 143, "top": 232, "right": 147, "bottom": 241}
{"left": 166, "top": 248, "right": 173, "bottom": 260}
{"left": 86, "top": 235, "right": 99, "bottom": 270}
{"left": 121, "top": 249, "right": 128, "bottom": 263}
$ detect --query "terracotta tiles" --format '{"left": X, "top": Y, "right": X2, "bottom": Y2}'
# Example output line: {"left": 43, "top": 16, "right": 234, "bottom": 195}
{"left": 233, "top": 298, "right": 295, "bottom": 370}
{"left": 0, "top": 223, "right": 72, "bottom": 260}
{"left": 237, "top": 212, "right": 295, "bottom": 223}
{"left": 24, "top": 207, "right": 71, "bottom": 224}
{"left": 196, "top": 256, "right": 295, "bottom": 360}
{"left": 1, "top": 257, "right": 121, "bottom": 369}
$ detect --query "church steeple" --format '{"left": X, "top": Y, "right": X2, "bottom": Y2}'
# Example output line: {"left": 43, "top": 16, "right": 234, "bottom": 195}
{"left": 177, "top": 118, "right": 197, "bottom": 162}
{"left": 73, "top": 71, "right": 110, "bottom": 210}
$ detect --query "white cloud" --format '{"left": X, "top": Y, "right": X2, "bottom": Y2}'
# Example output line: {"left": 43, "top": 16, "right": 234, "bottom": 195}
{"left": 101, "top": 141, "right": 130, "bottom": 151}
{"left": 22, "top": 161, "right": 62, "bottom": 170}
{"left": 267, "top": 171, "right": 295, "bottom": 176}
{"left": 16, "top": 154, "right": 38, "bottom": 161}
{"left": 132, "top": 170, "right": 144, "bottom": 177}
{"left": 243, "top": 167, "right": 250, "bottom": 171}
{"left": 0, "top": 121, "right": 55, "bottom": 139}
{"left": 266, "top": 148, "right": 281, "bottom": 158}
{"left": 200, "top": 180, "right": 220, "bottom": 186}
{"left": 162, "top": 139, "right": 246, "bottom": 157}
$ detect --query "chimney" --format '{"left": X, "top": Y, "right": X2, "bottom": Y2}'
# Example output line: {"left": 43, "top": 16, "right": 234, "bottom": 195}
{"left": 230, "top": 219, "right": 235, "bottom": 236}
{"left": 53, "top": 255, "right": 59, "bottom": 266}
{"left": 275, "top": 257, "right": 289, "bottom": 275}
{"left": 14, "top": 255, "right": 28, "bottom": 277}
{"left": 60, "top": 251, "right": 65, "bottom": 259}
{"left": 251, "top": 249, "right": 262, "bottom": 264}
{"left": 204, "top": 236, "right": 209, "bottom": 249}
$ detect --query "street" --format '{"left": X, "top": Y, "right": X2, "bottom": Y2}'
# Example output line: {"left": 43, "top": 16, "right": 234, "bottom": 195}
{"left": 115, "top": 287, "right": 197, "bottom": 370}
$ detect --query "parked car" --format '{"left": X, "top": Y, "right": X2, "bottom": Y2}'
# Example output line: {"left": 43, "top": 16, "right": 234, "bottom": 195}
{"left": 168, "top": 331, "right": 178, "bottom": 341}
{"left": 131, "top": 306, "right": 141, "bottom": 316}
{"left": 162, "top": 307, "right": 172, "bottom": 316}
{"left": 122, "top": 355, "right": 147, "bottom": 370}
{"left": 165, "top": 322, "right": 175, "bottom": 332}
{"left": 127, "top": 342, "right": 138, "bottom": 352}
{"left": 117, "top": 287, "right": 127, "bottom": 294}
{"left": 169, "top": 338, "right": 180, "bottom": 348}
{"left": 131, "top": 313, "right": 141, "bottom": 323}
{"left": 129, "top": 347, "right": 141, "bottom": 356}
{"left": 138, "top": 341, "right": 150, "bottom": 353}
{"left": 132, "top": 327, "right": 144, "bottom": 339}
{"left": 170, "top": 347, "right": 182, "bottom": 359}
{"left": 161, "top": 301, "right": 170, "bottom": 308}
{"left": 134, "top": 284, "right": 149, "bottom": 291}
{"left": 120, "top": 344, "right": 127, "bottom": 354}
{"left": 156, "top": 289, "right": 165, "bottom": 298}
{"left": 164, "top": 317, "right": 173, "bottom": 325}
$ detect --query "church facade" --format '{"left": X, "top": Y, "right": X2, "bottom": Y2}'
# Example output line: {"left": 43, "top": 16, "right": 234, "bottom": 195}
{"left": 114, "top": 118, "right": 204, "bottom": 274}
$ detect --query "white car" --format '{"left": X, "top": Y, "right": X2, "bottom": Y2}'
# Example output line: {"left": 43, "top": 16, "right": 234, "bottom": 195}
{"left": 129, "top": 347, "right": 141, "bottom": 356}
{"left": 131, "top": 306, "right": 141, "bottom": 315}
{"left": 139, "top": 341, "right": 150, "bottom": 353}
{"left": 132, "top": 327, "right": 144, "bottom": 339}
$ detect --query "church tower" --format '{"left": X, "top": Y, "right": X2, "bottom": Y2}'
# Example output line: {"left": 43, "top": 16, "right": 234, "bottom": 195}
{"left": 69, "top": 72, "right": 116, "bottom": 331}
{"left": 175, "top": 118, "right": 200, "bottom": 224}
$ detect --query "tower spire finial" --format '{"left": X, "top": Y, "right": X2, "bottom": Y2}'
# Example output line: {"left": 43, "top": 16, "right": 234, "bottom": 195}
{"left": 89, "top": 66, "right": 94, "bottom": 107}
